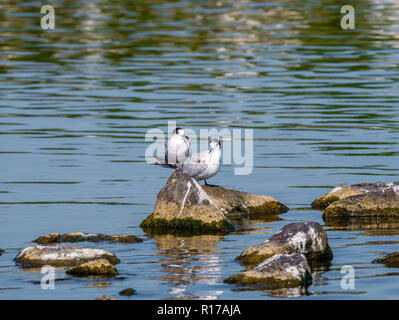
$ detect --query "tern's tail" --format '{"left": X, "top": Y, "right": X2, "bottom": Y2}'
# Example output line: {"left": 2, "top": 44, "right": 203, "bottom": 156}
{"left": 150, "top": 157, "right": 183, "bottom": 169}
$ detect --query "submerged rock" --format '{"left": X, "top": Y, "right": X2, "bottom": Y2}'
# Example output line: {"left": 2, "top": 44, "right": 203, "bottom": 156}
{"left": 312, "top": 182, "right": 399, "bottom": 224}
{"left": 95, "top": 295, "right": 116, "bottom": 300}
{"left": 66, "top": 259, "right": 118, "bottom": 277}
{"left": 119, "top": 288, "right": 136, "bottom": 296}
{"left": 34, "top": 232, "right": 142, "bottom": 245}
{"left": 372, "top": 251, "right": 399, "bottom": 268}
{"left": 237, "top": 222, "right": 332, "bottom": 269}
{"left": 140, "top": 171, "right": 287, "bottom": 235}
{"left": 14, "top": 245, "right": 120, "bottom": 268}
{"left": 225, "top": 253, "right": 312, "bottom": 289}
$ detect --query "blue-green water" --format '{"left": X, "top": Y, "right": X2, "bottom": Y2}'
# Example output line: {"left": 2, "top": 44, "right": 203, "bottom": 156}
{"left": 1, "top": 0, "right": 399, "bottom": 299}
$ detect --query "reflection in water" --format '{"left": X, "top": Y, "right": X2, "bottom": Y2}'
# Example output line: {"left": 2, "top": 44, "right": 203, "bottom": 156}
{"left": 1, "top": 0, "right": 399, "bottom": 299}
{"left": 153, "top": 234, "right": 224, "bottom": 300}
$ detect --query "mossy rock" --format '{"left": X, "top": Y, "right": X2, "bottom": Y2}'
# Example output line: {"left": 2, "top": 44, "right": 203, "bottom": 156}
{"left": 66, "top": 259, "right": 118, "bottom": 277}
{"left": 373, "top": 251, "right": 399, "bottom": 268}
{"left": 225, "top": 253, "right": 312, "bottom": 289}
{"left": 311, "top": 183, "right": 374, "bottom": 211}
{"left": 140, "top": 216, "right": 234, "bottom": 236}
{"left": 141, "top": 171, "right": 287, "bottom": 235}
{"left": 313, "top": 183, "right": 399, "bottom": 225}
{"left": 237, "top": 222, "right": 333, "bottom": 270}
{"left": 119, "top": 288, "right": 136, "bottom": 296}
{"left": 35, "top": 232, "right": 142, "bottom": 245}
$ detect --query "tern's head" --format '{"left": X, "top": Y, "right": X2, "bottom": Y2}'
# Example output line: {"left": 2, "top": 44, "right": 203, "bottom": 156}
{"left": 209, "top": 139, "right": 221, "bottom": 150}
{"left": 173, "top": 127, "right": 185, "bottom": 136}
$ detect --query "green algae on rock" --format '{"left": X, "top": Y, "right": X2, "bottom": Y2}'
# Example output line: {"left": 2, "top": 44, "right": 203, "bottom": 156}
{"left": 372, "top": 251, "right": 399, "bottom": 268}
{"left": 140, "top": 171, "right": 287, "bottom": 235}
{"left": 312, "top": 182, "right": 399, "bottom": 224}
{"left": 119, "top": 288, "right": 136, "bottom": 296}
{"left": 66, "top": 258, "right": 118, "bottom": 277}
{"left": 225, "top": 253, "right": 312, "bottom": 289}
{"left": 237, "top": 222, "right": 333, "bottom": 269}
{"left": 34, "top": 232, "right": 142, "bottom": 245}
{"left": 14, "top": 245, "right": 120, "bottom": 268}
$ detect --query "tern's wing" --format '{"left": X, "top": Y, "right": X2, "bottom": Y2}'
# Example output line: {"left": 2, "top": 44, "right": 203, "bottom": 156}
{"left": 189, "top": 150, "right": 209, "bottom": 163}
{"left": 182, "top": 161, "right": 207, "bottom": 177}
{"left": 153, "top": 163, "right": 179, "bottom": 169}
{"left": 164, "top": 141, "right": 168, "bottom": 162}
{"left": 150, "top": 156, "right": 180, "bottom": 169}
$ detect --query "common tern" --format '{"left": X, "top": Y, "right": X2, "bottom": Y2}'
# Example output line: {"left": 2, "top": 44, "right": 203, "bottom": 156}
{"left": 181, "top": 139, "right": 221, "bottom": 185}
{"left": 165, "top": 127, "right": 191, "bottom": 165}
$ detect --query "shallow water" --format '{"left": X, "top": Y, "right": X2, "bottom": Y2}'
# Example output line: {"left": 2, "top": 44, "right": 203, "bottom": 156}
{"left": 1, "top": 0, "right": 399, "bottom": 299}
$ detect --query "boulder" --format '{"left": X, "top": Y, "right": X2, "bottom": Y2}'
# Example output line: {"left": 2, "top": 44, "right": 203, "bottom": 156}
{"left": 225, "top": 253, "right": 312, "bottom": 289}
{"left": 34, "top": 232, "right": 142, "bottom": 245}
{"left": 372, "top": 251, "right": 399, "bottom": 268}
{"left": 119, "top": 288, "right": 136, "bottom": 296}
{"left": 0, "top": 249, "right": 3, "bottom": 256}
{"left": 312, "top": 182, "right": 399, "bottom": 224}
{"left": 237, "top": 222, "right": 332, "bottom": 269}
{"left": 202, "top": 185, "right": 288, "bottom": 219}
{"left": 14, "top": 245, "right": 120, "bottom": 268}
{"left": 66, "top": 259, "right": 118, "bottom": 277}
{"left": 140, "top": 171, "right": 287, "bottom": 235}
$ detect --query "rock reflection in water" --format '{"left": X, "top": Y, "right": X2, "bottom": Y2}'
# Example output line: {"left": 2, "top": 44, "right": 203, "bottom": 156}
{"left": 152, "top": 234, "right": 224, "bottom": 299}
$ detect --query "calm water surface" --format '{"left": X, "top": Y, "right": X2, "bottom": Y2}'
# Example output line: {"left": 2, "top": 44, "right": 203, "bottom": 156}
{"left": 1, "top": 0, "right": 399, "bottom": 299}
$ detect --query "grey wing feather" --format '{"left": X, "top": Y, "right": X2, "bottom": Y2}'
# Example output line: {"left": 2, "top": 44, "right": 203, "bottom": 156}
{"left": 182, "top": 161, "right": 207, "bottom": 177}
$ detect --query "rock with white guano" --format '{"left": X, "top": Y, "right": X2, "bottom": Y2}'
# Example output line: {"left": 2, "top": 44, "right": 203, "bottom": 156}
{"left": 225, "top": 253, "right": 312, "bottom": 289}
{"left": 237, "top": 222, "right": 333, "bottom": 269}
{"left": 14, "top": 245, "right": 120, "bottom": 268}
{"left": 140, "top": 171, "right": 288, "bottom": 235}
